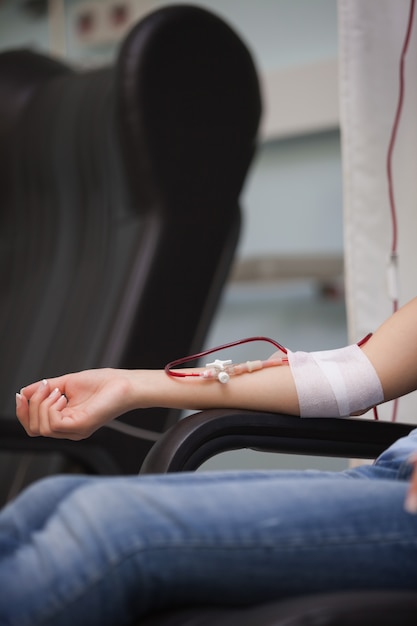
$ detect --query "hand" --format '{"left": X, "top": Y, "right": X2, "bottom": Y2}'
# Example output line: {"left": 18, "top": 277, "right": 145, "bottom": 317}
{"left": 16, "top": 369, "right": 135, "bottom": 440}
{"left": 404, "top": 454, "right": 417, "bottom": 514}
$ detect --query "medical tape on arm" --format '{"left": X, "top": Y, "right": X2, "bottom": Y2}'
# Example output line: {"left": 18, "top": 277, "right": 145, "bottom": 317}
{"left": 287, "top": 344, "right": 384, "bottom": 417}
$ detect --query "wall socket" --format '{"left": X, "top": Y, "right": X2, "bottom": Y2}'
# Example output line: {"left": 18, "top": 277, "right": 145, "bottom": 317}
{"left": 73, "top": 0, "right": 154, "bottom": 47}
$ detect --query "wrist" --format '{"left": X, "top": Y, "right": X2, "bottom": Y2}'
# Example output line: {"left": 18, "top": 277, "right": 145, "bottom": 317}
{"left": 123, "top": 369, "right": 168, "bottom": 411}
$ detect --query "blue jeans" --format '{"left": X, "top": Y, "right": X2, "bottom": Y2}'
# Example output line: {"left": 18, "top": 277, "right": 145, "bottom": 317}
{"left": 1, "top": 430, "right": 417, "bottom": 625}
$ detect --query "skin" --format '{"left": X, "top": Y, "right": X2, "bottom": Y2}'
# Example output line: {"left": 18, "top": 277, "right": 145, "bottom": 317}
{"left": 15, "top": 296, "right": 417, "bottom": 512}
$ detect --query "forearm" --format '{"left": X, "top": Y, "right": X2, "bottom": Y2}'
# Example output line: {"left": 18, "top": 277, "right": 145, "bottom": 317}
{"left": 17, "top": 363, "right": 299, "bottom": 441}
{"left": 126, "top": 364, "right": 299, "bottom": 415}
{"left": 142, "top": 294, "right": 417, "bottom": 418}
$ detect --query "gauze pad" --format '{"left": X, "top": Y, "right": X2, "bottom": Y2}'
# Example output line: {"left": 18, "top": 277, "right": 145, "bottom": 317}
{"left": 287, "top": 344, "right": 384, "bottom": 417}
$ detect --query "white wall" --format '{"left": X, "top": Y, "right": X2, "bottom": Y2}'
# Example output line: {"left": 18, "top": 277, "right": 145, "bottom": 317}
{"left": 339, "top": 0, "right": 417, "bottom": 424}
{"left": 0, "top": 2, "right": 48, "bottom": 50}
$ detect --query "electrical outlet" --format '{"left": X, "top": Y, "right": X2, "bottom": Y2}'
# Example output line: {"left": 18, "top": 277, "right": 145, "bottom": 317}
{"left": 73, "top": 0, "right": 155, "bottom": 47}
{"left": 73, "top": 1, "right": 104, "bottom": 46}
{"left": 73, "top": 0, "right": 140, "bottom": 47}
{"left": 107, "top": 1, "right": 132, "bottom": 39}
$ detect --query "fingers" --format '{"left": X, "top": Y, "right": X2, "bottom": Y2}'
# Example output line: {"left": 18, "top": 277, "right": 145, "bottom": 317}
{"left": 19, "top": 375, "right": 64, "bottom": 401}
{"left": 16, "top": 379, "right": 48, "bottom": 435}
{"left": 38, "top": 387, "right": 68, "bottom": 437}
{"left": 29, "top": 379, "right": 49, "bottom": 434}
{"left": 16, "top": 379, "right": 69, "bottom": 438}
{"left": 15, "top": 391, "right": 29, "bottom": 430}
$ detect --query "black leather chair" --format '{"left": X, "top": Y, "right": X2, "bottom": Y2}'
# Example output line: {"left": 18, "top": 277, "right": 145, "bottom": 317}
{"left": 0, "top": 4, "right": 261, "bottom": 500}
{"left": 138, "top": 409, "right": 417, "bottom": 624}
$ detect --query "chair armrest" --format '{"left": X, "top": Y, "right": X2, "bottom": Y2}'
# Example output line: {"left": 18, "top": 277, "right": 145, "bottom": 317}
{"left": 140, "top": 409, "right": 415, "bottom": 474}
{"left": 140, "top": 590, "right": 417, "bottom": 626}
{"left": 0, "top": 415, "right": 124, "bottom": 474}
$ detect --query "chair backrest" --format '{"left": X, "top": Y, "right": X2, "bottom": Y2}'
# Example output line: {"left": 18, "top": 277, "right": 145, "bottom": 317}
{"left": 0, "top": 5, "right": 261, "bottom": 475}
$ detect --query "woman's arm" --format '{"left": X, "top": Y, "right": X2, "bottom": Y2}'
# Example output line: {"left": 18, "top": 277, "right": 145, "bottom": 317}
{"left": 15, "top": 362, "right": 299, "bottom": 441}
{"left": 15, "top": 296, "right": 417, "bottom": 441}
{"left": 359, "top": 296, "right": 417, "bottom": 402}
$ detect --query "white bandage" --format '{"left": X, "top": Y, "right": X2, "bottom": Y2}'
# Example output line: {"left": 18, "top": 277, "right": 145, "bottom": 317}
{"left": 287, "top": 344, "right": 384, "bottom": 417}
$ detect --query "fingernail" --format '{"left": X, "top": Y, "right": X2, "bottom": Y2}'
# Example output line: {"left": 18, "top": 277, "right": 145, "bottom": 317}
{"left": 15, "top": 392, "right": 22, "bottom": 409}
{"left": 405, "top": 493, "right": 417, "bottom": 514}
{"left": 49, "top": 387, "right": 60, "bottom": 398}
{"left": 37, "top": 379, "right": 48, "bottom": 391}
